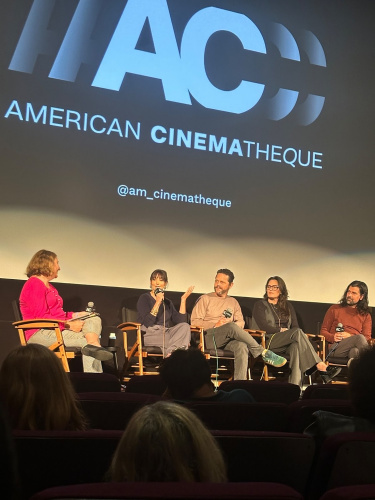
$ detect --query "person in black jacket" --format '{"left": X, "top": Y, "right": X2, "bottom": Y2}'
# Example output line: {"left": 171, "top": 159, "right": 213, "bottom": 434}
{"left": 252, "top": 276, "right": 340, "bottom": 386}
{"left": 137, "top": 269, "right": 194, "bottom": 356}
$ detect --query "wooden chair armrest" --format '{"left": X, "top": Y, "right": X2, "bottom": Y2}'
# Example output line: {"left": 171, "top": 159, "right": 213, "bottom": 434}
{"left": 117, "top": 322, "right": 142, "bottom": 331}
{"left": 13, "top": 318, "right": 62, "bottom": 328}
{"left": 245, "top": 328, "right": 266, "bottom": 337}
{"left": 306, "top": 333, "right": 326, "bottom": 360}
{"left": 306, "top": 333, "right": 325, "bottom": 340}
{"left": 245, "top": 329, "right": 266, "bottom": 349}
{"left": 190, "top": 325, "right": 204, "bottom": 333}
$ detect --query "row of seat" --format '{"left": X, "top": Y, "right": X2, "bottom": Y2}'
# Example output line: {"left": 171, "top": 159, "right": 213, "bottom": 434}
{"left": 67, "top": 372, "right": 350, "bottom": 402}
{"left": 30, "top": 481, "right": 304, "bottom": 500}
{"left": 63, "top": 374, "right": 352, "bottom": 434}
{"left": 29, "top": 482, "right": 375, "bottom": 500}
{"left": 76, "top": 391, "right": 352, "bottom": 433}
{"left": 13, "top": 429, "right": 375, "bottom": 500}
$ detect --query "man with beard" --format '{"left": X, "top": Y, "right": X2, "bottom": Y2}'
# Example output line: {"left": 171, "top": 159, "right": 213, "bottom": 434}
{"left": 321, "top": 280, "right": 372, "bottom": 364}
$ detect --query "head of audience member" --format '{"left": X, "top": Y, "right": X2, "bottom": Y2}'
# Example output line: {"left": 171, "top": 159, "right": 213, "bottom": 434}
{"left": 349, "top": 346, "right": 375, "bottom": 423}
{"left": 263, "top": 276, "right": 289, "bottom": 316}
{"left": 159, "top": 348, "right": 213, "bottom": 400}
{"left": 340, "top": 280, "right": 371, "bottom": 315}
{"left": 108, "top": 401, "right": 227, "bottom": 482}
{"left": 26, "top": 249, "right": 58, "bottom": 278}
{"left": 0, "top": 344, "right": 87, "bottom": 431}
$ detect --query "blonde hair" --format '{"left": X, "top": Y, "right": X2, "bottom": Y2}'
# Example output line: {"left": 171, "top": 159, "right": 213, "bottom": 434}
{"left": 0, "top": 344, "right": 87, "bottom": 430}
{"left": 108, "top": 401, "right": 227, "bottom": 482}
{"left": 26, "top": 249, "right": 57, "bottom": 278}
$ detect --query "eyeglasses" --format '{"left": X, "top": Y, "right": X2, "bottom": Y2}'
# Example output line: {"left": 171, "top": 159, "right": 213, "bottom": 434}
{"left": 266, "top": 285, "right": 280, "bottom": 290}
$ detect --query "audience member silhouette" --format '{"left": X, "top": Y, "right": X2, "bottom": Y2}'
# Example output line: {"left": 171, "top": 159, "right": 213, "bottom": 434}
{"left": 0, "top": 344, "right": 87, "bottom": 430}
{"left": 305, "top": 346, "right": 375, "bottom": 440}
{"left": 108, "top": 401, "right": 227, "bottom": 482}
{"left": 0, "top": 401, "right": 19, "bottom": 499}
{"left": 159, "top": 348, "right": 255, "bottom": 402}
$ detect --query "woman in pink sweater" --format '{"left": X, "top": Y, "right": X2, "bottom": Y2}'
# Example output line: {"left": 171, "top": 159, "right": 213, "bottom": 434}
{"left": 19, "top": 249, "right": 112, "bottom": 372}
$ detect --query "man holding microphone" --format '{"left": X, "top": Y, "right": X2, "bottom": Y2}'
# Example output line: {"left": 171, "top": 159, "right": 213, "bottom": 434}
{"left": 321, "top": 280, "right": 372, "bottom": 364}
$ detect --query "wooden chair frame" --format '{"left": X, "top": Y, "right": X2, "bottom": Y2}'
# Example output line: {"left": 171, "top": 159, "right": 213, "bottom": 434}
{"left": 12, "top": 318, "right": 75, "bottom": 372}
{"left": 117, "top": 321, "right": 165, "bottom": 377}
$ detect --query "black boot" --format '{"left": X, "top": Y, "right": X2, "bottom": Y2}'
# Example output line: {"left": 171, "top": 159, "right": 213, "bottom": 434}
{"left": 318, "top": 366, "right": 342, "bottom": 384}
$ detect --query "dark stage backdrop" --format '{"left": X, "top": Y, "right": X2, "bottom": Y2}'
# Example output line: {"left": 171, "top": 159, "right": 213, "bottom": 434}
{"left": 1, "top": 0, "right": 374, "bottom": 303}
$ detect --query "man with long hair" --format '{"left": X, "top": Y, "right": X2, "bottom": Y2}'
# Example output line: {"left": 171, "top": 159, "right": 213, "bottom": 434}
{"left": 321, "top": 280, "right": 372, "bottom": 363}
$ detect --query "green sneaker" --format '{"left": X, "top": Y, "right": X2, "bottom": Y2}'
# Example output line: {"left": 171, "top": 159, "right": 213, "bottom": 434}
{"left": 262, "top": 350, "right": 287, "bottom": 367}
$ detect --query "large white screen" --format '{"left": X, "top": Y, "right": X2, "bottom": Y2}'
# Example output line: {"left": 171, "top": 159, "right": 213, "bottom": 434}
{"left": 1, "top": 0, "right": 374, "bottom": 302}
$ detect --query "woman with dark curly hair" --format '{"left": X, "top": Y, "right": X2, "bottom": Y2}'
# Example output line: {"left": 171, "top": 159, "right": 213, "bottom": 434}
{"left": 252, "top": 276, "right": 340, "bottom": 386}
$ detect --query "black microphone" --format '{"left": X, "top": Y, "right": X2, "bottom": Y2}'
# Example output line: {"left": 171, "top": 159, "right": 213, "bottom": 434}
{"left": 223, "top": 307, "right": 233, "bottom": 319}
{"left": 154, "top": 288, "right": 165, "bottom": 303}
{"left": 325, "top": 323, "right": 344, "bottom": 360}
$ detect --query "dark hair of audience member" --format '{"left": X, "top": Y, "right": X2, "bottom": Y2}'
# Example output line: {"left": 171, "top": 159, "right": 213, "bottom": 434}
{"left": 349, "top": 346, "right": 375, "bottom": 423}
{"left": 159, "top": 348, "right": 212, "bottom": 400}
{"left": 0, "top": 344, "right": 87, "bottom": 431}
{"left": 108, "top": 401, "right": 227, "bottom": 482}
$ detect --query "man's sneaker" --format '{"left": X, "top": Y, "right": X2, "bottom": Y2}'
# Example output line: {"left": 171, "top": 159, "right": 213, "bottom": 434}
{"left": 262, "top": 350, "right": 287, "bottom": 367}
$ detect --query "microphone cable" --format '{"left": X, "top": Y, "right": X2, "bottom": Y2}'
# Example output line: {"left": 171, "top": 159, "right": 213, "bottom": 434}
{"left": 212, "top": 332, "right": 219, "bottom": 391}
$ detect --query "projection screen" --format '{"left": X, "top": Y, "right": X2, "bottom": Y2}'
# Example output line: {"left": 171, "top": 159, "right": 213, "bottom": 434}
{"left": 1, "top": 0, "right": 374, "bottom": 303}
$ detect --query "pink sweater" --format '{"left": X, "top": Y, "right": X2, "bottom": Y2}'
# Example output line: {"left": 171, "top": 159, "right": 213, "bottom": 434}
{"left": 19, "top": 276, "right": 73, "bottom": 341}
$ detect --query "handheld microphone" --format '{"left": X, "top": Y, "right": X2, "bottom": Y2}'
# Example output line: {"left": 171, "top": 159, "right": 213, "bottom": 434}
{"left": 154, "top": 287, "right": 164, "bottom": 295}
{"left": 325, "top": 323, "right": 344, "bottom": 360}
{"left": 223, "top": 307, "right": 233, "bottom": 319}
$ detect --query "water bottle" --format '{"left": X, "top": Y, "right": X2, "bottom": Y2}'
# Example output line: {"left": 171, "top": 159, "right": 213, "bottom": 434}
{"left": 86, "top": 301, "right": 96, "bottom": 313}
